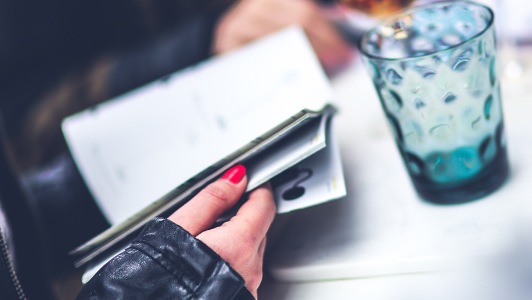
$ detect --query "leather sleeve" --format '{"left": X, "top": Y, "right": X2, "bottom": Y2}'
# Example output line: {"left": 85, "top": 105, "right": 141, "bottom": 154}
{"left": 76, "top": 218, "right": 255, "bottom": 300}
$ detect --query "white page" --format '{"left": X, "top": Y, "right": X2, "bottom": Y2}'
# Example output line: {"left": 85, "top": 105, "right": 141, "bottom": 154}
{"left": 273, "top": 118, "right": 346, "bottom": 213}
{"left": 246, "top": 109, "right": 333, "bottom": 192}
{"left": 62, "top": 26, "right": 334, "bottom": 225}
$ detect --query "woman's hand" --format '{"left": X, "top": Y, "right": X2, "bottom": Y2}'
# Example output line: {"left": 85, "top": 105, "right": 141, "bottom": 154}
{"left": 168, "top": 165, "right": 275, "bottom": 298}
{"left": 213, "top": 0, "right": 353, "bottom": 73}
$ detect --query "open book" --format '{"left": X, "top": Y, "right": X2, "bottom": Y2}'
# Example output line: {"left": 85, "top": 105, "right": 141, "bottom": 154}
{"left": 62, "top": 26, "right": 346, "bottom": 274}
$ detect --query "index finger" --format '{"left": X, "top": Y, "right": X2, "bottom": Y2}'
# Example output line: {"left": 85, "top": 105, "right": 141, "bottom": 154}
{"left": 168, "top": 165, "right": 247, "bottom": 236}
{"left": 227, "top": 182, "right": 276, "bottom": 245}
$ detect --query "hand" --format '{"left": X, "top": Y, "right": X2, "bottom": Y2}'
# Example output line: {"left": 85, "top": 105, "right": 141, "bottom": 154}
{"left": 213, "top": 0, "right": 353, "bottom": 73}
{"left": 168, "top": 165, "right": 276, "bottom": 298}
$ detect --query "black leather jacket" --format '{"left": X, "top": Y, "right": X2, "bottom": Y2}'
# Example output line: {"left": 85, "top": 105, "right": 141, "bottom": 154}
{"left": 76, "top": 218, "right": 254, "bottom": 300}
{"left": 1, "top": 215, "right": 254, "bottom": 300}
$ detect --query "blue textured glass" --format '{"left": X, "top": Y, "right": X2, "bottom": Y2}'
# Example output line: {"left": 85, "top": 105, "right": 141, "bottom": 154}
{"left": 359, "top": 1, "right": 509, "bottom": 204}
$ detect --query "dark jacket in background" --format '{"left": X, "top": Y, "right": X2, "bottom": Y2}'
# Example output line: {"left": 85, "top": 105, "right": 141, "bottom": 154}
{"left": 0, "top": 0, "right": 230, "bottom": 167}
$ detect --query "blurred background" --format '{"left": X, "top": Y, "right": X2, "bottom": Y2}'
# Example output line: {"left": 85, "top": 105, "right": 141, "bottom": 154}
{"left": 1, "top": 0, "right": 532, "bottom": 299}
{"left": 2, "top": 0, "right": 531, "bottom": 173}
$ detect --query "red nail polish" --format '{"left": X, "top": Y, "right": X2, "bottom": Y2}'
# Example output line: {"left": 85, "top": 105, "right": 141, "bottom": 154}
{"left": 222, "top": 165, "right": 246, "bottom": 184}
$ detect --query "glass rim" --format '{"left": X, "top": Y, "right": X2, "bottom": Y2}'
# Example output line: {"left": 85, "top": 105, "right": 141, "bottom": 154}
{"left": 358, "top": 0, "right": 495, "bottom": 62}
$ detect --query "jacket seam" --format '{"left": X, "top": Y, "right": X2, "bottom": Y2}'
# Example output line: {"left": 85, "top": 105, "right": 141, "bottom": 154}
{"left": 129, "top": 242, "right": 200, "bottom": 293}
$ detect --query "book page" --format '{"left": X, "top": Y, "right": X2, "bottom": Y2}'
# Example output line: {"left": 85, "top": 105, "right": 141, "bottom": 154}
{"left": 246, "top": 108, "right": 334, "bottom": 191}
{"left": 273, "top": 118, "right": 346, "bottom": 213}
{"left": 62, "top": 26, "right": 334, "bottom": 225}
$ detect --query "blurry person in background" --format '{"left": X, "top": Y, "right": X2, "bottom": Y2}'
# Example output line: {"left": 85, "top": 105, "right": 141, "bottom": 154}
{"left": 214, "top": 0, "right": 353, "bottom": 73}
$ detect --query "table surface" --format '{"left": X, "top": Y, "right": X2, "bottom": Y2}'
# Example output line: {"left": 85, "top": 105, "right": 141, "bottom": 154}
{"left": 258, "top": 48, "right": 532, "bottom": 299}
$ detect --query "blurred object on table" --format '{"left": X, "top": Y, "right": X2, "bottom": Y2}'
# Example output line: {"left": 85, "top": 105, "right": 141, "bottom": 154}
{"left": 328, "top": 0, "right": 419, "bottom": 46}
{"left": 339, "top": 0, "right": 414, "bottom": 17}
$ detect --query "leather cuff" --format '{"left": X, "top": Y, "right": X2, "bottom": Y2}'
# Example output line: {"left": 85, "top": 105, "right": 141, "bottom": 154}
{"left": 132, "top": 217, "right": 255, "bottom": 300}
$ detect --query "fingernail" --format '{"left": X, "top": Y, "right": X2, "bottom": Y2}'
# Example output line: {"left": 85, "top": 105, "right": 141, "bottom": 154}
{"left": 221, "top": 164, "right": 246, "bottom": 184}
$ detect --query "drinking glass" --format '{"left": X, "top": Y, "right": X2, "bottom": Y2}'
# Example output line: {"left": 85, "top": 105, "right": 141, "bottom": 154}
{"left": 359, "top": 1, "right": 509, "bottom": 203}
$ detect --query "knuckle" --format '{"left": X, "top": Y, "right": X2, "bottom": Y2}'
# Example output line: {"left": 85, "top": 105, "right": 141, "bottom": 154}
{"left": 232, "top": 224, "right": 258, "bottom": 251}
{"left": 199, "top": 184, "right": 233, "bottom": 208}
{"left": 240, "top": 227, "right": 259, "bottom": 248}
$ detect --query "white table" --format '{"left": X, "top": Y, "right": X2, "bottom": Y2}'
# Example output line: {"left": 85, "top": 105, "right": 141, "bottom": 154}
{"left": 258, "top": 51, "right": 532, "bottom": 299}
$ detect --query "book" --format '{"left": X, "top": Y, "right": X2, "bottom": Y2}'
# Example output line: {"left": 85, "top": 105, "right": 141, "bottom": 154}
{"left": 62, "top": 26, "right": 347, "bottom": 276}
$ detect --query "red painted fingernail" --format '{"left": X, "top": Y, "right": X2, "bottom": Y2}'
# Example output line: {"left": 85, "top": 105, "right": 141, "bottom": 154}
{"left": 221, "top": 164, "right": 246, "bottom": 184}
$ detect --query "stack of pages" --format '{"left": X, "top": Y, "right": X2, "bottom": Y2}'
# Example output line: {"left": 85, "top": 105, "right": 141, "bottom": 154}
{"left": 62, "top": 26, "right": 346, "bottom": 280}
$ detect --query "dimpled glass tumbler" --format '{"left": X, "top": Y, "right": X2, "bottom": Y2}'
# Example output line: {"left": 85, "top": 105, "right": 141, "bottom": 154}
{"left": 359, "top": 1, "right": 509, "bottom": 204}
